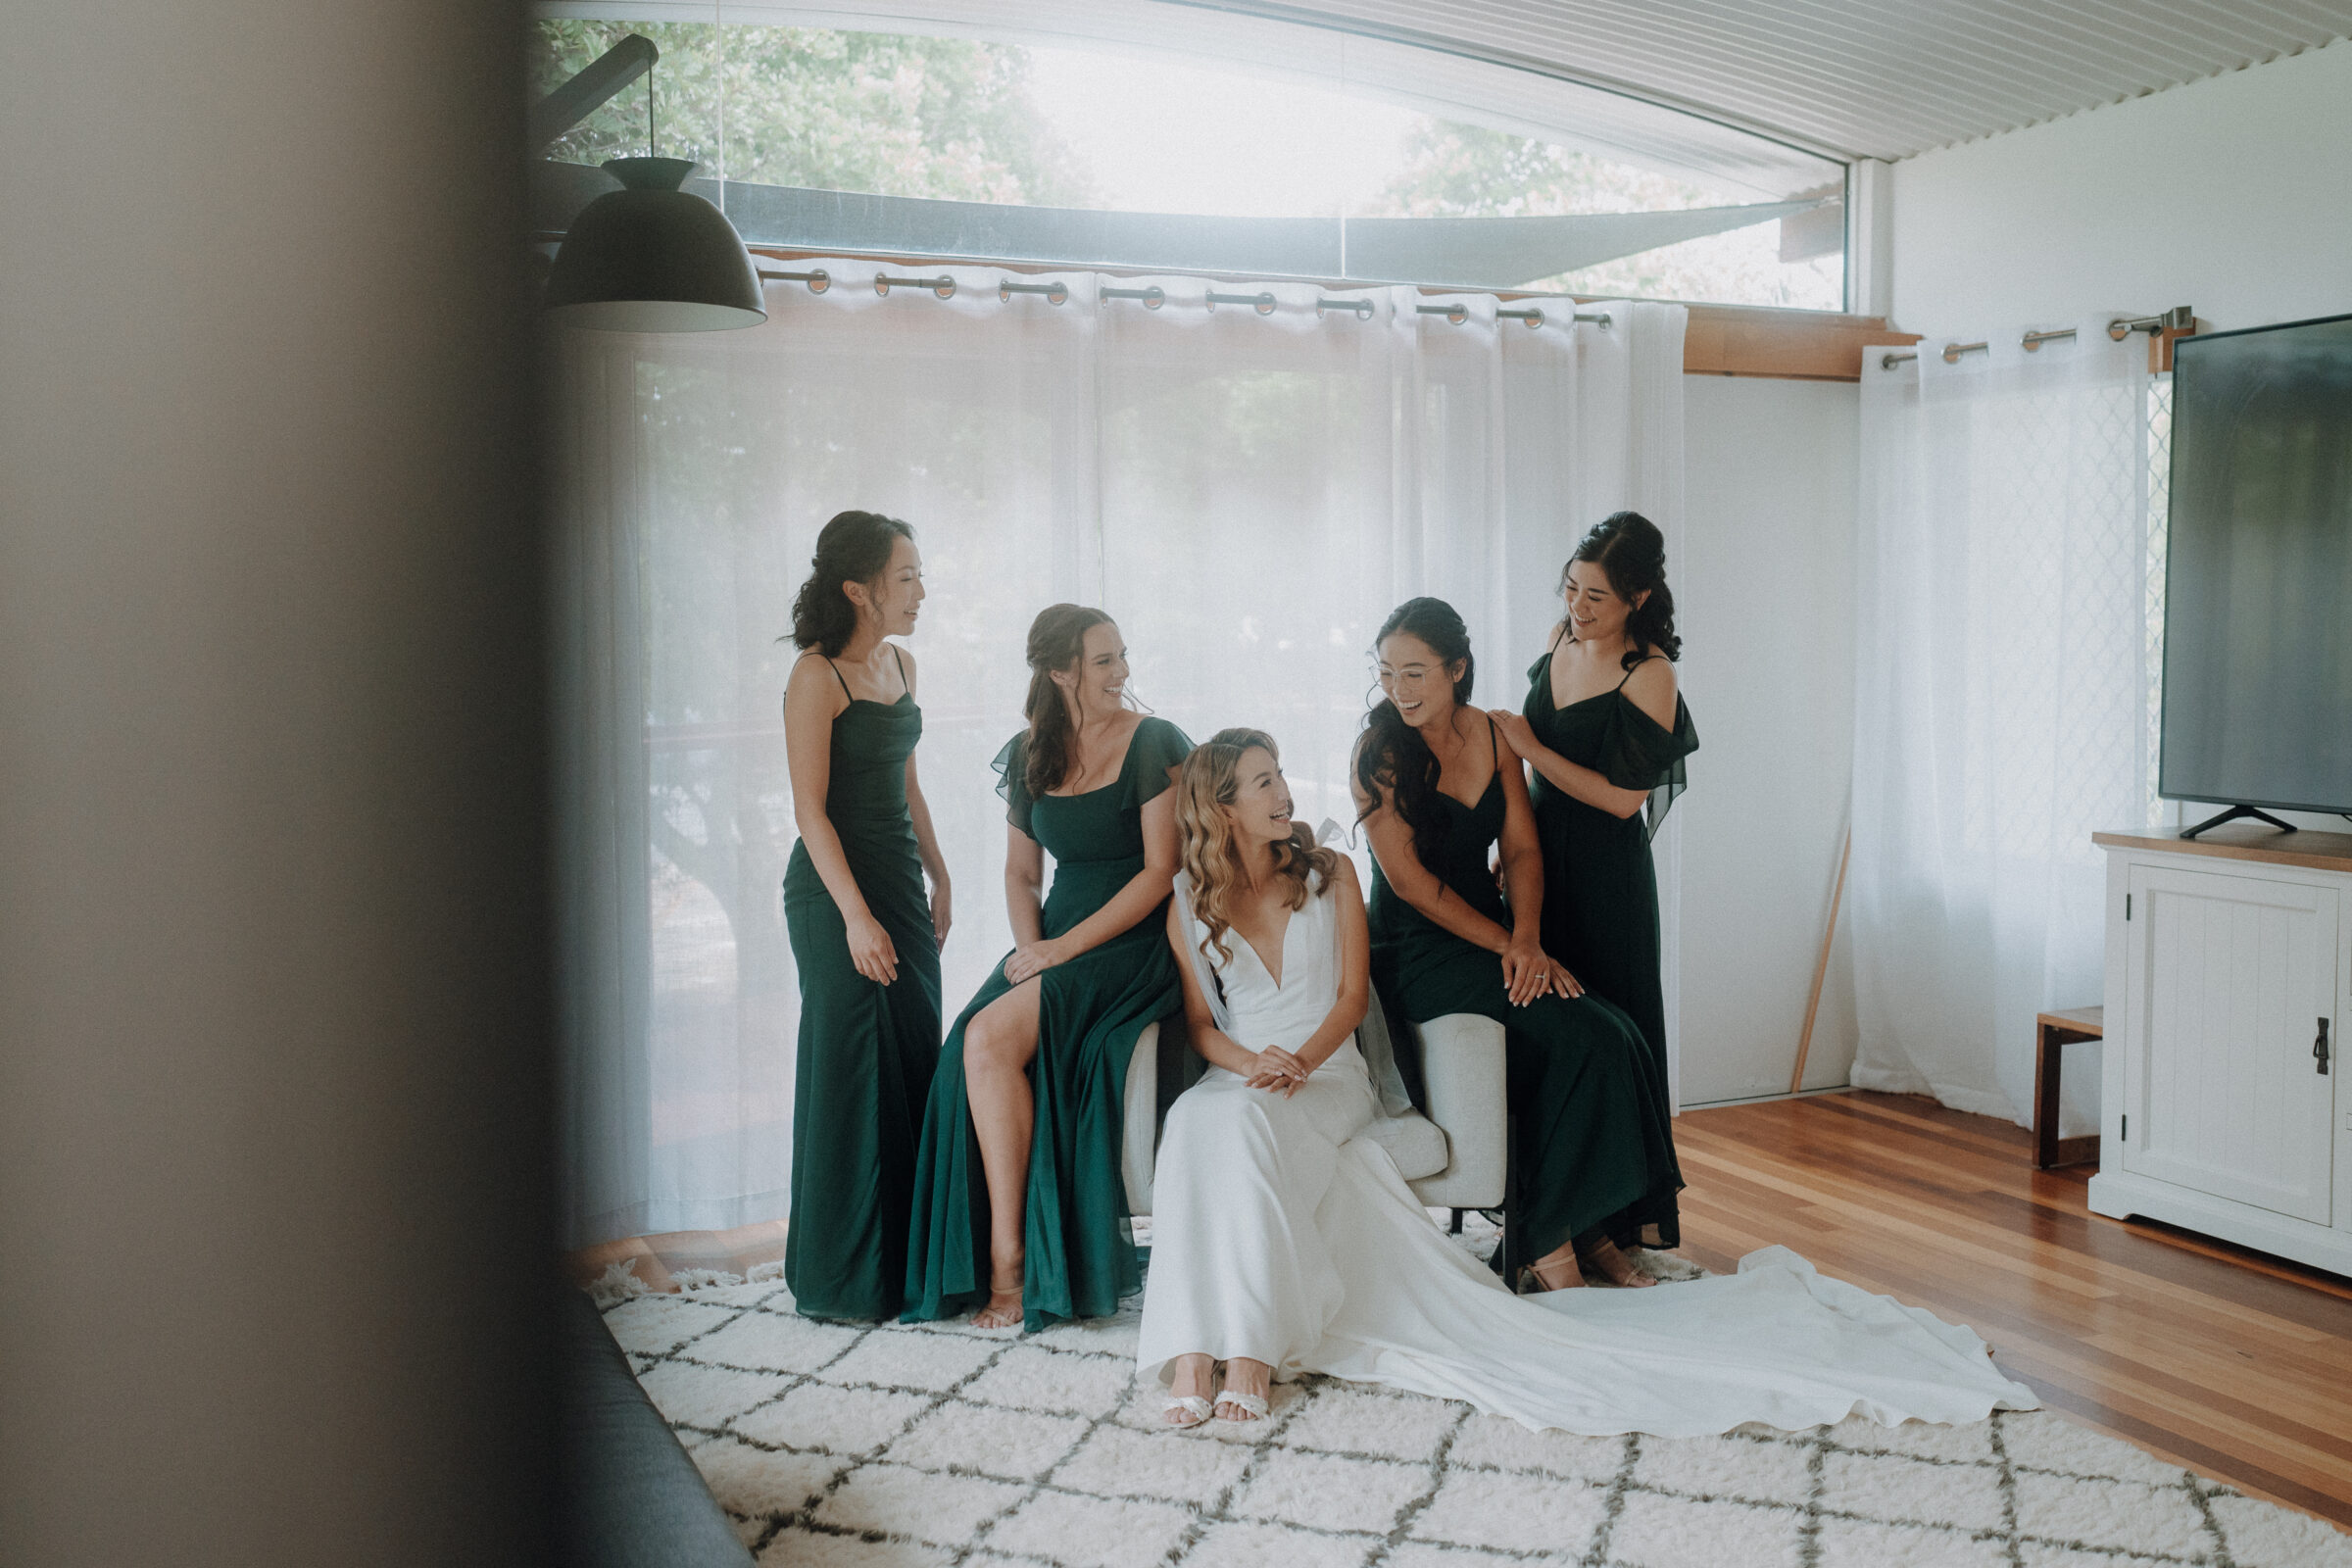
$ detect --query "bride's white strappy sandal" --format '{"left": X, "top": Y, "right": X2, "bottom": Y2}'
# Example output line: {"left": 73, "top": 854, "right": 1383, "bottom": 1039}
{"left": 1211, "top": 1391, "right": 1269, "bottom": 1423}
{"left": 1163, "top": 1394, "right": 1213, "bottom": 1429}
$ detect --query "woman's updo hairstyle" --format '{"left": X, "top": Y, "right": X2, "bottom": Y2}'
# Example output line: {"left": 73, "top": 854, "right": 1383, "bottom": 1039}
{"left": 1020, "top": 603, "right": 1115, "bottom": 799}
{"left": 1353, "top": 596, "right": 1476, "bottom": 865}
{"left": 1563, "top": 511, "right": 1680, "bottom": 669}
{"left": 789, "top": 510, "right": 914, "bottom": 657}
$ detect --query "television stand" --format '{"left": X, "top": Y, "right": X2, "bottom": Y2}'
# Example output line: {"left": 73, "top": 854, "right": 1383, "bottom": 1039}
{"left": 2180, "top": 804, "right": 2297, "bottom": 840}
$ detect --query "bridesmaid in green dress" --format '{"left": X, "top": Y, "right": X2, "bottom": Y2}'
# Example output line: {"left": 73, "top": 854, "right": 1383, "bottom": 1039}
{"left": 904, "top": 605, "right": 1191, "bottom": 1331}
{"left": 781, "top": 511, "right": 953, "bottom": 1321}
{"left": 1353, "top": 597, "right": 1681, "bottom": 1294}
{"left": 1493, "top": 514, "right": 1697, "bottom": 1187}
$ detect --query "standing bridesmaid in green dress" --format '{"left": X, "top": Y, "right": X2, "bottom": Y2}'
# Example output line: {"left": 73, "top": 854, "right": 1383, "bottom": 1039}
{"left": 781, "top": 512, "right": 953, "bottom": 1321}
{"left": 904, "top": 606, "right": 1191, "bottom": 1331}
{"left": 1493, "top": 514, "right": 1697, "bottom": 1162}
{"left": 1353, "top": 597, "right": 1681, "bottom": 1294}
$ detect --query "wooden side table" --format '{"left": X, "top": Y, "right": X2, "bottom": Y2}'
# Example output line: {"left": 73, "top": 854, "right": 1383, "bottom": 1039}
{"left": 2034, "top": 1005, "right": 2104, "bottom": 1169}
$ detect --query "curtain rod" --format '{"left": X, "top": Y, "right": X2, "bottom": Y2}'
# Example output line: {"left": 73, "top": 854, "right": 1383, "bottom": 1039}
{"left": 1878, "top": 308, "right": 2192, "bottom": 370}
{"left": 754, "top": 268, "right": 1613, "bottom": 328}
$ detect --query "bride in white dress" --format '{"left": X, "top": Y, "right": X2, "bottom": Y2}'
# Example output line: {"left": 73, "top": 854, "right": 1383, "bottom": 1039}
{"left": 1136, "top": 728, "right": 2036, "bottom": 1434}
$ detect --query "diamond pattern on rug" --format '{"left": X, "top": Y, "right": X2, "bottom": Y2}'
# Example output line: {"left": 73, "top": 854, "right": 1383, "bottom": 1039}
{"left": 597, "top": 1271, "right": 2352, "bottom": 1568}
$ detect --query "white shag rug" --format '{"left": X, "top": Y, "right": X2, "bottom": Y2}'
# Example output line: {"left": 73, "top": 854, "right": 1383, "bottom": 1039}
{"left": 591, "top": 1256, "right": 2350, "bottom": 1568}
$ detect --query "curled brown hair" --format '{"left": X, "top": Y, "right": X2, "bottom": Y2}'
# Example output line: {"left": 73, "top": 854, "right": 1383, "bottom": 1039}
{"left": 1176, "top": 728, "right": 1340, "bottom": 968}
{"left": 1020, "top": 604, "right": 1115, "bottom": 799}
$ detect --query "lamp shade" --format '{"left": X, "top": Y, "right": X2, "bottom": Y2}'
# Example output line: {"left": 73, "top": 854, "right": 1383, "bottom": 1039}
{"left": 544, "top": 157, "right": 766, "bottom": 332}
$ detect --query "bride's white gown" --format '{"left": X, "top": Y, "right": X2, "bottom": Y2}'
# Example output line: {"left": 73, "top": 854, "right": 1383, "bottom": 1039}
{"left": 1136, "top": 876, "right": 2037, "bottom": 1437}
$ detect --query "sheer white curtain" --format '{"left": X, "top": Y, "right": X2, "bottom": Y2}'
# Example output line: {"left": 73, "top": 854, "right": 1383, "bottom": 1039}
{"left": 1849, "top": 320, "right": 2148, "bottom": 1129}
{"left": 553, "top": 265, "right": 1686, "bottom": 1248}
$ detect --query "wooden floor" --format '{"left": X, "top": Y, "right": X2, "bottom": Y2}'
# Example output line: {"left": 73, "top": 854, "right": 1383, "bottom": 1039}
{"left": 565, "top": 1089, "right": 2352, "bottom": 1531}
{"left": 1674, "top": 1091, "right": 2352, "bottom": 1530}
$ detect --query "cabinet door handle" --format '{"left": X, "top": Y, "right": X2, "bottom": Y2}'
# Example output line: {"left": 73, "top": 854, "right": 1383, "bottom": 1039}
{"left": 2319, "top": 1018, "right": 2331, "bottom": 1076}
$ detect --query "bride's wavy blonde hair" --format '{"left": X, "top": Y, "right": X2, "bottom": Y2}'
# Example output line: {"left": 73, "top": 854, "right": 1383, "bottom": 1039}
{"left": 1176, "top": 727, "right": 1342, "bottom": 968}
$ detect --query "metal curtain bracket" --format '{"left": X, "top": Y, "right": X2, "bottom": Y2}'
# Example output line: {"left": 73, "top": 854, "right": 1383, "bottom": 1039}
{"left": 2110, "top": 306, "right": 2194, "bottom": 340}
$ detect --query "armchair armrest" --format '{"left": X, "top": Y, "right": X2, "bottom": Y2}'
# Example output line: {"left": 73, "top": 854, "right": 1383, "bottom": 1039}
{"left": 1404, "top": 1013, "right": 1507, "bottom": 1210}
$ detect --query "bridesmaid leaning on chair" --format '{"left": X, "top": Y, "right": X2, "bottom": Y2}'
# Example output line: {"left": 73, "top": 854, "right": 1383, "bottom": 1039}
{"left": 780, "top": 511, "right": 952, "bottom": 1321}
{"left": 1353, "top": 596, "right": 1682, "bottom": 1295}
{"left": 904, "top": 605, "right": 1192, "bottom": 1332}
{"left": 1491, "top": 512, "right": 1698, "bottom": 1155}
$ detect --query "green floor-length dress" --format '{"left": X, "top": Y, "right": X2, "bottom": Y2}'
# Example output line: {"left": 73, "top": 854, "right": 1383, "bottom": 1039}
{"left": 1366, "top": 740, "right": 1683, "bottom": 1280}
{"left": 782, "top": 656, "right": 943, "bottom": 1321}
{"left": 1521, "top": 648, "right": 1699, "bottom": 1104}
{"left": 903, "top": 714, "right": 1193, "bottom": 1331}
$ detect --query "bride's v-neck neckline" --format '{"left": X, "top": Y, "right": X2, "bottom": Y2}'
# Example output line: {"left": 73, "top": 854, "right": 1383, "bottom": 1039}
{"left": 1234, "top": 902, "right": 1298, "bottom": 991}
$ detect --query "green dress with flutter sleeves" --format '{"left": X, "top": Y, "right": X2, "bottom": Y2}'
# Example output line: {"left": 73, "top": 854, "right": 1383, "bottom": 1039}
{"left": 903, "top": 715, "right": 1193, "bottom": 1331}
{"left": 1521, "top": 649, "right": 1698, "bottom": 1081}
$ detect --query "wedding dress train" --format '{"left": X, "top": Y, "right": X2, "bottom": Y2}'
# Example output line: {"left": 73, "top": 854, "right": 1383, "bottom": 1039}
{"left": 1135, "top": 871, "right": 2036, "bottom": 1437}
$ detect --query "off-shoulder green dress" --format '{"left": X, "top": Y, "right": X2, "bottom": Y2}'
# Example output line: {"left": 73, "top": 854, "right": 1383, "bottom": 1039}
{"left": 1521, "top": 648, "right": 1698, "bottom": 1083}
{"left": 782, "top": 651, "right": 943, "bottom": 1321}
{"left": 903, "top": 715, "right": 1193, "bottom": 1331}
{"left": 1366, "top": 720, "right": 1682, "bottom": 1281}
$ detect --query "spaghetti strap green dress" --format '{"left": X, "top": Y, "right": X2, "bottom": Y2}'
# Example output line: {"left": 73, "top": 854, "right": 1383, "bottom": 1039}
{"left": 1521, "top": 649, "right": 1698, "bottom": 1078}
{"left": 903, "top": 715, "right": 1193, "bottom": 1331}
{"left": 1365, "top": 732, "right": 1683, "bottom": 1280}
{"left": 781, "top": 652, "right": 942, "bottom": 1321}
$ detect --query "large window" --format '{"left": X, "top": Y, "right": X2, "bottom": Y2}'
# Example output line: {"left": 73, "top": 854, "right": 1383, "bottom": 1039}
{"left": 531, "top": 20, "right": 1845, "bottom": 310}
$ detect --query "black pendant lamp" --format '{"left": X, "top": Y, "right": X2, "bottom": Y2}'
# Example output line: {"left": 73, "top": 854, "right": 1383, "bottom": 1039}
{"left": 544, "top": 156, "right": 766, "bottom": 332}
{"left": 539, "top": 38, "right": 764, "bottom": 333}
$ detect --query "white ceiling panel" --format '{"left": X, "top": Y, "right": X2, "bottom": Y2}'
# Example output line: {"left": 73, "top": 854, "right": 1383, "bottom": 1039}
{"left": 1187, "top": 0, "right": 2352, "bottom": 159}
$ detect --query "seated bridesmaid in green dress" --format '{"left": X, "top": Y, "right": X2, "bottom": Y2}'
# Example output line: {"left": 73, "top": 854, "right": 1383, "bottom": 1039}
{"left": 1492, "top": 514, "right": 1697, "bottom": 1246}
{"left": 904, "top": 605, "right": 1192, "bottom": 1331}
{"left": 780, "top": 512, "right": 953, "bottom": 1321}
{"left": 1352, "top": 596, "right": 1682, "bottom": 1294}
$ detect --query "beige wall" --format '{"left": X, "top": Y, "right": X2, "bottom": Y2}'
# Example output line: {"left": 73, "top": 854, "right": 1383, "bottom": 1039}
{"left": 0, "top": 4, "right": 554, "bottom": 1564}
{"left": 1890, "top": 38, "right": 2352, "bottom": 835}
{"left": 1890, "top": 37, "right": 2352, "bottom": 344}
{"left": 1674, "top": 374, "right": 1862, "bottom": 1103}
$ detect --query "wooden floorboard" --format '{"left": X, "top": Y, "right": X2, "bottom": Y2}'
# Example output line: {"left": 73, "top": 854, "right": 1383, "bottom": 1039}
{"left": 564, "top": 1089, "right": 2352, "bottom": 1531}
{"left": 1674, "top": 1091, "right": 2352, "bottom": 1529}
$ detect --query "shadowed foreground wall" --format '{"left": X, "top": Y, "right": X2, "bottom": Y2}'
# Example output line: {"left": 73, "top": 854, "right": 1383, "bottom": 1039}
{"left": 0, "top": 4, "right": 554, "bottom": 1564}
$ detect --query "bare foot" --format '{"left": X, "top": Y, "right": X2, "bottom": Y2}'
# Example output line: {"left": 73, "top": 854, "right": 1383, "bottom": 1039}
{"left": 971, "top": 1255, "right": 1023, "bottom": 1328}
{"left": 1520, "top": 1243, "right": 1586, "bottom": 1293}
{"left": 1213, "top": 1357, "right": 1271, "bottom": 1422}
{"left": 1577, "top": 1235, "right": 1655, "bottom": 1288}
{"left": 1165, "top": 1353, "right": 1215, "bottom": 1428}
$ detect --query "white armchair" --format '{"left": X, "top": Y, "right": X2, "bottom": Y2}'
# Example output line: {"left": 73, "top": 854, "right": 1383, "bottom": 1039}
{"left": 1120, "top": 1011, "right": 1506, "bottom": 1216}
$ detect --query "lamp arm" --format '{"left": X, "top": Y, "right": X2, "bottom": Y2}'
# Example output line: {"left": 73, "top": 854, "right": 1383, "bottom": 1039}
{"left": 529, "top": 33, "right": 657, "bottom": 152}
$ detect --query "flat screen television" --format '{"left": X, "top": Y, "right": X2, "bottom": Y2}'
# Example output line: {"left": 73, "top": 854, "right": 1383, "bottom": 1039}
{"left": 2161, "top": 313, "right": 2352, "bottom": 836}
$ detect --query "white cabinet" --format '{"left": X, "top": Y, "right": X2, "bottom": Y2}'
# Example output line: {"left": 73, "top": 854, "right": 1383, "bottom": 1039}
{"left": 2090, "top": 829, "right": 2351, "bottom": 1277}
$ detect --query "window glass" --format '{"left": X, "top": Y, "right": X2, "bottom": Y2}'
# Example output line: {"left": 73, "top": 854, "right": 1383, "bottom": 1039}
{"left": 532, "top": 21, "right": 1844, "bottom": 310}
